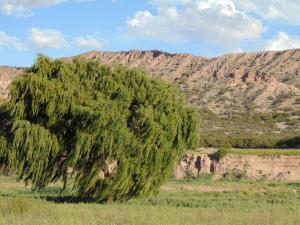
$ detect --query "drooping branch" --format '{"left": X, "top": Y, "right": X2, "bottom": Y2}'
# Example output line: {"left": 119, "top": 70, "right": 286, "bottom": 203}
{"left": 0, "top": 55, "right": 199, "bottom": 201}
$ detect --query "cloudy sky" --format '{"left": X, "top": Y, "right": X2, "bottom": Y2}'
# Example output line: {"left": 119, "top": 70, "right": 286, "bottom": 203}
{"left": 0, "top": 0, "right": 300, "bottom": 66}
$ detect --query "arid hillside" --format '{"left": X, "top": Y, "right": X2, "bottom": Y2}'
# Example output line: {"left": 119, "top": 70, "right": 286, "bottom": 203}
{"left": 79, "top": 49, "right": 300, "bottom": 113}
{"left": 1, "top": 49, "right": 300, "bottom": 114}
{"left": 0, "top": 66, "right": 25, "bottom": 100}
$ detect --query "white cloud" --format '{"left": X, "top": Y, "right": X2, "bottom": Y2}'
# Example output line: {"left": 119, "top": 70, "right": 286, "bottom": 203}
{"left": 264, "top": 32, "right": 300, "bottom": 51}
{"left": 0, "top": 3, "right": 30, "bottom": 17}
{"left": 74, "top": 0, "right": 95, "bottom": 2}
{"left": 149, "top": 0, "right": 192, "bottom": 5}
{"left": 0, "top": 31, "right": 26, "bottom": 50}
{"left": 233, "top": 0, "right": 300, "bottom": 25}
{"left": 0, "top": 0, "right": 94, "bottom": 17}
{"left": 0, "top": 0, "right": 67, "bottom": 16}
{"left": 29, "top": 28, "right": 69, "bottom": 50}
{"left": 128, "top": 0, "right": 265, "bottom": 48}
{"left": 0, "top": 28, "right": 108, "bottom": 51}
{"left": 73, "top": 36, "right": 105, "bottom": 49}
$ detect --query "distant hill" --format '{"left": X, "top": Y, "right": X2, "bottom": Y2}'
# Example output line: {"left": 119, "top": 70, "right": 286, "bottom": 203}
{"left": 2, "top": 49, "right": 300, "bottom": 148}
{"left": 0, "top": 66, "right": 25, "bottom": 100}
{"left": 2, "top": 49, "right": 300, "bottom": 114}
{"left": 77, "top": 49, "right": 300, "bottom": 114}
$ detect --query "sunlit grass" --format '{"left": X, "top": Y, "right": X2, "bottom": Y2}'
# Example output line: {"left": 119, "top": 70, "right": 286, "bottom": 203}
{"left": 0, "top": 175, "right": 299, "bottom": 225}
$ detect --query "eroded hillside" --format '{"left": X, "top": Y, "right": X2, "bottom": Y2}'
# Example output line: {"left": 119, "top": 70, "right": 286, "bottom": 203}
{"left": 79, "top": 49, "right": 300, "bottom": 113}
{"left": 2, "top": 50, "right": 300, "bottom": 147}
{"left": 2, "top": 49, "right": 300, "bottom": 114}
{"left": 0, "top": 66, "right": 24, "bottom": 100}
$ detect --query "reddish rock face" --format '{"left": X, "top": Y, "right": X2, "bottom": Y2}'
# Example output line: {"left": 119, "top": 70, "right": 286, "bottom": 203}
{"left": 2, "top": 48, "right": 300, "bottom": 113}
{"left": 215, "top": 154, "right": 300, "bottom": 182}
{"left": 0, "top": 66, "right": 25, "bottom": 100}
{"left": 175, "top": 153, "right": 300, "bottom": 182}
{"left": 63, "top": 48, "right": 300, "bottom": 113}
{"left": 174, "top": 154, "right": 214, "bottom": 179}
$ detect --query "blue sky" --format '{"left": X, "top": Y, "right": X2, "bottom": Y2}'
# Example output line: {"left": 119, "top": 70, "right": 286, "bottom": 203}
{"left": 0, "top": 0, "right": 300, "bottom": 66}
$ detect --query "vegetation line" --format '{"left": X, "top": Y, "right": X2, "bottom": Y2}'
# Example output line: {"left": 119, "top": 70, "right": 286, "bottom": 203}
{"left": 219, "top": 148, "right": 300, "bottom": 156}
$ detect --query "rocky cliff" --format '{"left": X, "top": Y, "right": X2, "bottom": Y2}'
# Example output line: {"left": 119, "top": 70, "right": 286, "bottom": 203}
{"left": 175, "top": 152, "right": 300, "bottom": 182}
{"left": 1, "top": 49, "right": 300, "bottom": 113}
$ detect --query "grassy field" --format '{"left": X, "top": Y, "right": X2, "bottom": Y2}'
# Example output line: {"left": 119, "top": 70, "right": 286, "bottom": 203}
{"left": 219, "top": 148, "right": 300, "bottom": 156}
{"left": 188, "top": 148, "right": 300, "bottom": 157}
{"left": 216, "top": 148, "right": 300, "bottom": 156}
{"left": 0, "top": 175, "right": 299, "bottom": 225}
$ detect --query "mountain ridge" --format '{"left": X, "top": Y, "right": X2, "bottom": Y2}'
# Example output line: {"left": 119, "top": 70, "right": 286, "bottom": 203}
{"left": 78, "top": 48, "right": 300, "bottom": 113}
{"left": 1, "top": 48, "right": 300, "bottom": 113}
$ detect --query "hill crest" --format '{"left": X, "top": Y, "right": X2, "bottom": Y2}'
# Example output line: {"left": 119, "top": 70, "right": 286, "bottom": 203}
{"left": 1, "top": 49, "right": 300, "bottom": 113}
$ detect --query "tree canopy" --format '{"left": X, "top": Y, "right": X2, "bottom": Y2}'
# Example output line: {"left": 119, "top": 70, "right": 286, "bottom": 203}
{"left": 0, "top": 55, "right": 199, "bottom": 201}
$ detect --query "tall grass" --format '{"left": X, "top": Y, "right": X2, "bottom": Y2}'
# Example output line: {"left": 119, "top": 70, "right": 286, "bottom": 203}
{"left": 0, "top": 175, "right": 299, "bottom": 225}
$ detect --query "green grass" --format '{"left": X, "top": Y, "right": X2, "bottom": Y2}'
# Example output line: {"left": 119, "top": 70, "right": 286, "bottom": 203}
{"left": 0, "top": 175, "right": 299, "bottom": 225}
{"left": 222, "top": 148, "right": 300, "bottom": 156}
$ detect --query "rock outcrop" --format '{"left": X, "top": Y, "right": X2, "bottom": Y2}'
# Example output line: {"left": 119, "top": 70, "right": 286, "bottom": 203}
{"left": 175, "top": 153, "right": 300, "bottom": 182}
{"left": 215, "top": 154, "right": 300, "bottom": 181}
{"left": 174, "top": 153, "right": 214, "bottom": 179}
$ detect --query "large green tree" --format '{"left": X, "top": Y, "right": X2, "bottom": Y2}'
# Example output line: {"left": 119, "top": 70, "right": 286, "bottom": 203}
{"left": 0, "top": 55, "right": 198, "bottom": 201}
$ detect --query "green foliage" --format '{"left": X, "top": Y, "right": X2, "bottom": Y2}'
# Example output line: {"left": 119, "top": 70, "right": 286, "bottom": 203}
{"left": 208, "top": 148, "right": 228, "bottom": 161}
{"left": 0, "top": 107, "right": 9, "bottom": 166}
{"left": 0, "top": 135, "right": 7, "bottom": 162}
{"left": 201, "top": 132, "right": 300, "bottom": 149}
{"left": 199, "top": 109, "right": 300, "bottom": 149}
{"left": 277, "top": 136, "right": 300, "bottom": 148}
{"left": 216, "top": 148, "right": 300, "bottom": 156}
{"left": 0, "top": 55, "right": 199, "bottom": 202}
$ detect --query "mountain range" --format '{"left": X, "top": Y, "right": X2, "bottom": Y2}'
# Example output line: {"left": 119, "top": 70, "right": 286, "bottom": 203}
{"left": 2, "top": 49, "right": 300, "bottom": 114}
